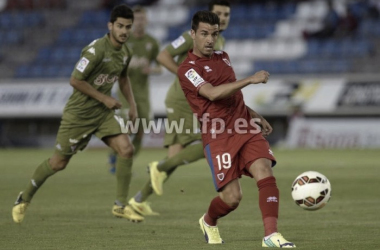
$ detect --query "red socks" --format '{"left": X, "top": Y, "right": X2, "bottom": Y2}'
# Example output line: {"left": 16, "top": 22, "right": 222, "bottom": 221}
{"left": 204, "top": 196, "right": 238, "bottom": 226}
{"left": 203, "top": 176, "right": 279, "bottom": 236}
{"left": 257, "top": 176, "right": 279, "bottom": 236}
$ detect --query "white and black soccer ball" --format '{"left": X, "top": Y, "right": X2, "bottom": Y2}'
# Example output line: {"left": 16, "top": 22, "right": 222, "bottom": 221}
{"left": 291, "top": 171, "right": 331, "bottom": 211}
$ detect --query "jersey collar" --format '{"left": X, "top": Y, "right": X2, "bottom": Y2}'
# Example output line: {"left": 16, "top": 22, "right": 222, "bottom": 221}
{"left": 188, "top": 49, "right": 214, "bottom": 61}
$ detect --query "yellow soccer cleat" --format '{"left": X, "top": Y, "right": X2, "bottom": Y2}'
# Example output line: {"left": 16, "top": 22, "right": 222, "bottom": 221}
{"left": 199, "top": 214, "right": 224, "bottom": 244}
{"left": 262, "top": 232, "right": 296, "bottom": 248}
{"left": 12, "top": 192, "right": 30, "bottom": 224}
{"left": 149, "top": 161, "right": 167, "bottom": 196}
{"left": 112, "top": 204, "right": 144, "bottom": 222}
{"left": 128, "top": 198, "right": 159, "bottom": 216}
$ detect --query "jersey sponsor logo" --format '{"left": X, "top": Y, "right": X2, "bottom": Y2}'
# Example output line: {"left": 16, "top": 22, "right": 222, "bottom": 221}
{"left": 171, "top": 35, "right": 185, "bottom": 49}
{"left": 185, "top": 68, "right": 205, "bottom": 87}
{"left": 204, "top": 65, "right": 212, "bottom": 72}
{"left": 222, "top": 58, "right": 231, "bottom": 66}
{"left": 76, "top": 57, "right": 89, "bottom": 72}
{"left": 88, "top": 47, "right": 95, "bottom": 55}
{"left": 94, "top": 74, "right": 119, "bottom": 86}
{"left": 189, "top": 61, "right": 195, "bottom": 65}
{"left": 215, "top": 50, "right": 223, "bottom": 54}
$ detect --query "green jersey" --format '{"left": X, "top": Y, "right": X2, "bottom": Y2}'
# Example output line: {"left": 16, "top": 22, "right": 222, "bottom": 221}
{"left": 165, "top": 31, "right": 225, "bottom": 104}
{"left": 123, "top": 33, "right": 160, "bottom": 103}
{"left": 65, "top": 34, "right": 132, "bottom": 121}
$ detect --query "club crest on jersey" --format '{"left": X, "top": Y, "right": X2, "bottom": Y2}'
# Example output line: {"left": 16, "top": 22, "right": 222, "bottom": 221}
{"left": 217, "top": 173, "right": 224, "bottom": 181}
{"left": 185, "top": 68, "right": 205, "bottom": 87}
{"left": 222, "top": 58, "right": 231, "bottom": 66}
{"left": 204, "top": 66, "right": 212, "bottom": 72}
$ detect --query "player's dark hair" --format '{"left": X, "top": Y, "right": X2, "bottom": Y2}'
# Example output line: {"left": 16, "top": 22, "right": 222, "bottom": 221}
{"left": 110, "top": 4, "right": 134, "bottom": 23}
{"left": 191, "top": 10, "right": 220, "bottom": 32}
{"left": 208, "top": 0, "right": 230, "bottom": 11}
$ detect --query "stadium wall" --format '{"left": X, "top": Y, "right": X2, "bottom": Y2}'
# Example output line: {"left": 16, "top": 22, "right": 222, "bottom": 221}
{"left": 1, "top": 74, "right": 380, "bottom": 149}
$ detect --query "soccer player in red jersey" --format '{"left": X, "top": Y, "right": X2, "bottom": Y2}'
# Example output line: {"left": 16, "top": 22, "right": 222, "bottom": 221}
{"left": 178, "top": 11, "right": 296, "bottom": 248}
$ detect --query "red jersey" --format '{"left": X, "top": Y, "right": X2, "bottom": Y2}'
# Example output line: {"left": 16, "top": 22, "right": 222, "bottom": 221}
{"left": 178, "top": 50, "right": 256, "bottom": 146}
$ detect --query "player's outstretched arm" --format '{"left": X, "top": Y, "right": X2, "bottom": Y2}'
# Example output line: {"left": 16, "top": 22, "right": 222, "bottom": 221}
{"left": 198, "top": 70, "right": 270, "bottom": 101}
{"left": 119, "top": 76, "right": 138, "bottom": 122}
{"left": 70, "top": 77, "right": 121, "bottom": 109}
{"left": 156, "top": 49, "right": 178, "bottom": 75}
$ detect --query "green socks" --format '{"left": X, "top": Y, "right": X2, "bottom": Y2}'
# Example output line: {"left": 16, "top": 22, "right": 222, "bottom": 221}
{"left": 134, "top": 167, "right": 176, "bottom": 203}
{"left": 157, "top": 143, "right": 204, "bottom": 173}
{"left": 134, "top": 143, "right": 204, "bottom": 203}
{"left": 22, "top": 159, "right": 57, "bottom": 202}
{"left": 115, "top": 157, "right": 133, "bottom": 205}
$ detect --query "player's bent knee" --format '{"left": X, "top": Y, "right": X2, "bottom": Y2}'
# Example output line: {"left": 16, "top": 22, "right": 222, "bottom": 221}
{"left": 118, "top": 144, "right": 134, "bottom": 158}
{"left": 250, "top": 158, "right": 273, "bottom": 178}
{"left": 221, "top": 191, "right": 242, "bottom": 207}
{"left": 49, "top": 157, "right": 70, "bottom": 171}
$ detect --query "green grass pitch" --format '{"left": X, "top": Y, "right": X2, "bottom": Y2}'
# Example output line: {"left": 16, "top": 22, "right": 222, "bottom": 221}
{"left": 0, "top": 148, "right": 379, "bottom": 249}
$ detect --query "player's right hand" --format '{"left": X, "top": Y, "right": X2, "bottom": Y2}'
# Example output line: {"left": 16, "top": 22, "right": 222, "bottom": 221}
{"left": 103, "top": 96, "right": 122, "bottom": 109}
{"left": 250, "top": 70, "right": 270, "bottom": 84}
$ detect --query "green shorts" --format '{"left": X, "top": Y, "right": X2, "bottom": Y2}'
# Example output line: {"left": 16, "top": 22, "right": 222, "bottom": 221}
{"left": 55, "top": 111, "right": 126, "bottom": 156}
{"left": 163, "top": 101, "right": 202, "bottom": 147}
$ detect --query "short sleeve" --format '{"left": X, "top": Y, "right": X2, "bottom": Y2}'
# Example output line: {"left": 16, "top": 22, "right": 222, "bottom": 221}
{"left": 178, "top": 65, "right": 207, "bottom": 94}
{"left": 71, "top": 46, "right": 102, "bottom": 80}
{"left": 165, "top": 31, "right": 193, "bottom": 57}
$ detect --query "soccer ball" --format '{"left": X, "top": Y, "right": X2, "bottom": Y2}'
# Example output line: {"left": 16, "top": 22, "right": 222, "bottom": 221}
{"left": 291, "top": 171, "right": 331, "bottom": 211}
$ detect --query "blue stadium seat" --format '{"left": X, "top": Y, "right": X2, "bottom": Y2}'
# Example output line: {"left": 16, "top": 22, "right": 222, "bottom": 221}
{"left": 79, "top": 10, "right": 109, "bottom": 28}
{"left": 14, "top": 65, "right": 30, "bottom": 78}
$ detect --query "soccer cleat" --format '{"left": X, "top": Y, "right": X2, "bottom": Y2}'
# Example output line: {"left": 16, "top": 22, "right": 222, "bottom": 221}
{"left": 12, "top": 192, "right": 30, "bottom": 224}
{"left": 199, "top": 215, "right": 224, "bottom": 244}
{"left": 128, "top": 198, "right": 159, "bottom": 216}
{"left": 149, "top": 161, "right": 167, "bottom": 196}
{"left": 112, "top": 204, "right": 144, "bottom": 222}
{"left": 262, "top": 232, "right": 296, "bottom": 248}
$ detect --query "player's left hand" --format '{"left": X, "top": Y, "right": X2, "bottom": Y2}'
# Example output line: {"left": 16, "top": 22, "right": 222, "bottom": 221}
{"left": 128, "top": 105, "right": 138, "bottom": 123}
{"left": 257, "top": 118, "right": 273, "bottom": 136}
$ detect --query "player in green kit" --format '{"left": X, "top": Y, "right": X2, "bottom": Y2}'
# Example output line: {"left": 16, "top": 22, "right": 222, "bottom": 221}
{"left": 108, "top": 6, "right": 161, "bottom": 174}
{"left": 12, "top": 4, "right": 144, "bottom": 223}
{"left": 128, "top": 0, "right": 232, "bottom": 216}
